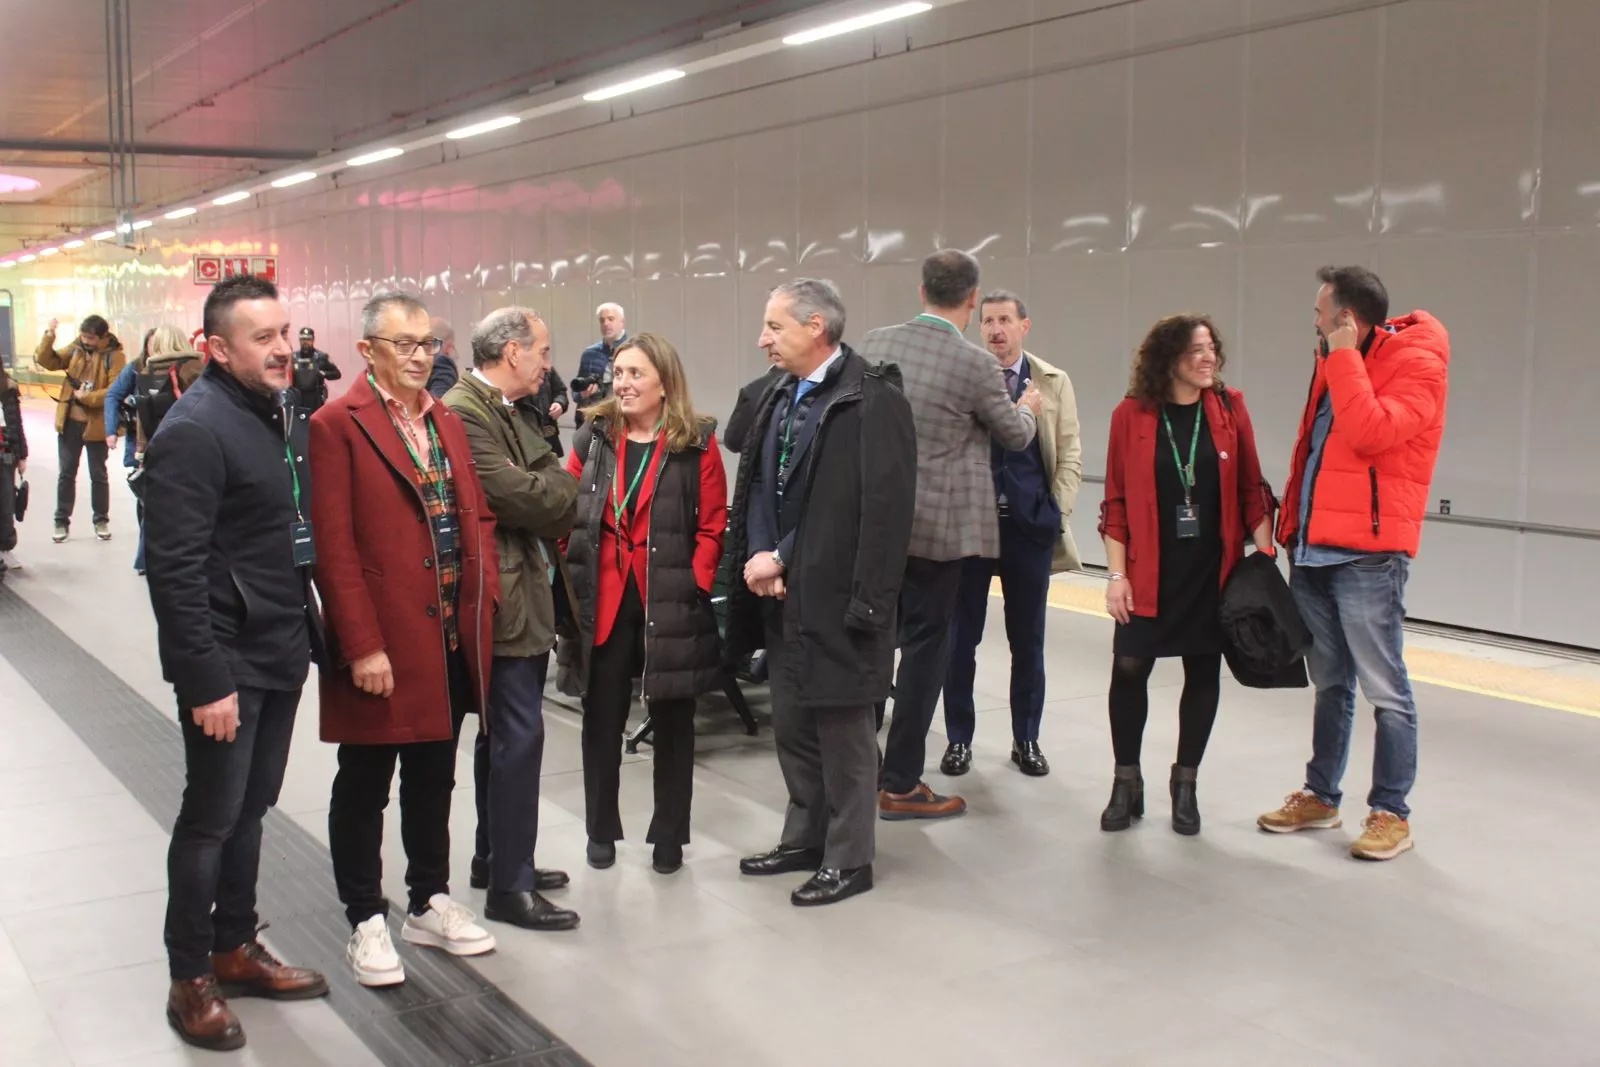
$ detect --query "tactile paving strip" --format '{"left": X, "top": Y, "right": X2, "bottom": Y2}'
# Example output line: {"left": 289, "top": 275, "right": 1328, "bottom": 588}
{"left": 0, "top": 586, "right": 590, "bottom": 1067}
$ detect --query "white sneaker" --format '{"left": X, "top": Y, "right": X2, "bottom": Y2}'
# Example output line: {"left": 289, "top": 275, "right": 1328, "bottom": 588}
{"left": 0, "top": 550, "right": 19, "bottom": 570}
{"left": 347, "top": 915, "right": 405, "bottom": 987}
{"left": 401, "top": 894, "right": 496, "bottom": 957}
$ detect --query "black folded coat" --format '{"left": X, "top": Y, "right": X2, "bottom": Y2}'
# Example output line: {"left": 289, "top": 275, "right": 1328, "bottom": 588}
{"left": 1220, "top": 552, "right": 1311, "bottom": 689}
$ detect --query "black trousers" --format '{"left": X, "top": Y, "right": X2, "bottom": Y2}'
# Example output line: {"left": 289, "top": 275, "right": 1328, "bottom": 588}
{"left": 0, "top": 455, "right": 16, "bottom": 555}
{"left": 329, "top": 654, "right": 471, "bottom": 927}
{"left": 880, "top": 555, "right": 967, "bottom": 794}
{"left": 1108, "top": 654, "right": 1223, "bottom": 769}
{"left": 483, "top": 653, "right": 549, "bottom": 892}
{"left": 165, "top": 686, "right": 300, "bottom": 980}
{"left": 581, "top": 579, "right": 695, "bottom": 846}
{"left": 55, "top": 419, "right": 109, "bottom": 527}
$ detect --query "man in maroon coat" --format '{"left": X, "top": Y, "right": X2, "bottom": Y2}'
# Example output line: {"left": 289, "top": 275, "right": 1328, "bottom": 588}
{"left": 309, "top": 292, "right": 499, "bottom": 987}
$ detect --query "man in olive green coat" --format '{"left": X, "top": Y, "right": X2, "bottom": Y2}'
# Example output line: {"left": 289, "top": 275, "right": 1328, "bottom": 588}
{"left": 442, "top": 307, "right": 581, "bottom": 933}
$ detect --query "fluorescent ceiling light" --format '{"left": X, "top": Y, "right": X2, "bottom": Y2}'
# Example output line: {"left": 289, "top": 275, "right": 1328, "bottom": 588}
{"left": 582, "top": 69, "right": 685, "bottom": 102}
{"left": 117, "top": 222, "right": 132, "bottom": 233}
{"left": 131, "top": 219, "right": 154, "bottom": 230}
{"left": 348, "top": 147, "right": 404, "bottom": 166}
{"left": 165, "top": 207, "right": 197, "bottom": 219}
{"left": 92, "top": 230, "right": 116, "bottom": 241}
{"left": 213, "top": 190, "right": 250, "bottom": 206}
{"left": 0, "top": 261, "right": 12, "bottom": 269}
{"left": 783, "top": 2, "right": 932, "bottom": 45}
{"left": 63, "top": 239, "right": 85, "bottom": 249}
{"left": 38, "top": 246, "right": 60, "bottom": 257}
{"left": 271, "top": 171, "right": 318, "bottom": 188}
{"left": 19, "top": 253, "right": 36, "bottom": 262}
{"left": 446, "top": 115, "right": 521, "bottom": 140}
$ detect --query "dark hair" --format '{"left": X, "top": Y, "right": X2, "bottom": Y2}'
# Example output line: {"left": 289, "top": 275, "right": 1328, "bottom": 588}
{"left": 921, "top": 249, "right": 980, "bottom": 310}
{"left": 203, "top": 275, "right": 280, "bottom": 340}
{"left": 79, "top": 315, "right": 109, "bottom": 338}
{"left": 1316, "top": 265, "right": 1388, "bottom": 327}
{"left": 1129, "top": 314, "right": 1227, "bottom": 405}
{"left": 979, "top": 289, "right": 1028, "bottom": 321}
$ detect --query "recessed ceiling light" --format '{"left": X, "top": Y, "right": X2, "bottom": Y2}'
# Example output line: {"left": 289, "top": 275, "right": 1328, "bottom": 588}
{"left": 18, "top": 253, "right": 36, "bottom": 262}
{"left": 348, "top": 147, "right": 404, "bottom": 166}
{"left": 0, "top": 174, "right": 43, "bottom": 194}
{"left": 165, "top": 207, "right": 197, "bottom": 219}
{"left": 582, "top": 69, "right": 686, "bottom": 102}
{"left": 38, "top": 246, "right": 60, "bottom": 257}
{"left": 783, "top": 2, "right": 932, "bottom": 46}
{"left": 445, "top": 116, "right": 521, "bottom": 140}
{"left": 63, "top": 239, "right": 85, "bottom": 249}
{"left": 92, "top": 230, "right": 117, "bottom": 241}
{"left": 0, "top": 261, "right": 13, "bottom": 269}
{"left": 270, "top": 171, "right": 317, "bottom": 188}
{"left": 131, "top": 219, "right": 154, "bottom": 230}
{"left": 213, "top": 191, "right": 250, "bottom": 206}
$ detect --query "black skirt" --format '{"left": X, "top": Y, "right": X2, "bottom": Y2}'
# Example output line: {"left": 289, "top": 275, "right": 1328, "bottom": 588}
{"left": 1114, "top": 399, "right": 1224, "bottom": 659}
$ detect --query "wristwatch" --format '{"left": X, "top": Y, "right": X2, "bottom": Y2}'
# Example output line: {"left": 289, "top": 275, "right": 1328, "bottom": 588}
{"left": 770, "top": 548, "right": 784, "bottom": 568}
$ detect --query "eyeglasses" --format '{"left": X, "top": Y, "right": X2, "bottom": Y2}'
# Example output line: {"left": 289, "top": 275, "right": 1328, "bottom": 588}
{"left": 365, "top": 335, "right": 440, "bottom": 357}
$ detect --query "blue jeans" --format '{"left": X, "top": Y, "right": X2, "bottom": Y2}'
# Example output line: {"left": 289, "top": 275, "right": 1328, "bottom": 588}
{"left": 1291, "top": 555, "right": 1418, "bottom": 819}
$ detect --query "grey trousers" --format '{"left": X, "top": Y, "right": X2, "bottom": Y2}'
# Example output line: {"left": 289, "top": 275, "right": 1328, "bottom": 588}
{"left": 766, "top": 618, "right": 878, "bottom": 871}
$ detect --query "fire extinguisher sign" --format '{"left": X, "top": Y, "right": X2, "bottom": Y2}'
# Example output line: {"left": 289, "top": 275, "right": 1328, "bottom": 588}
{"left": 193, "top": 254, "right": 278, "bottom": 285}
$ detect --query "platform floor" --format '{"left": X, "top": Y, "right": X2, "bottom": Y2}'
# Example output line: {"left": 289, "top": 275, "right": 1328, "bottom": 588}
{"left": 5, "top": 400, "right": 1600, "bottom": 1067}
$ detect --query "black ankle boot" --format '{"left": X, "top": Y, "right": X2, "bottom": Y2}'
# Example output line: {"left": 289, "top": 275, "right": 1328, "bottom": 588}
{"left": 1170, "top": 764, "right": 1200, "bottom": 836}
{"left": 1100, "top": 765, "right": 1144, "bottom": 831}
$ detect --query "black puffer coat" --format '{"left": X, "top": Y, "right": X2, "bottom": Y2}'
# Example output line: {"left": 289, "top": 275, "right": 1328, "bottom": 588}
{"left": 723, "top": 348, "right": 917, "bottom": 709}
{"left": 557, "top": 417, "right": 725, "bottom": 702}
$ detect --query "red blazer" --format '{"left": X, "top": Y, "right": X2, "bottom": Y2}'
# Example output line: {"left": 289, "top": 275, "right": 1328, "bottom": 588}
{"left": 1098, "top": 387, "right": 1272, "bottom": 619}
{"left": 564, "top": 430, "right": 728, "bottom": 648}
{"left": 309, "top": 375, "right": 498, "bottom": 745}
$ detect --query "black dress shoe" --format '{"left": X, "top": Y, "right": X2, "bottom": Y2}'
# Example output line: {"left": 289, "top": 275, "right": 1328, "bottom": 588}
{"left": 791, "top": 866, "right": 873, "bottom": 907}
{"left": 587, "top": 840, "right": 616, "bottom": 870}
{"left": 471, "top": 855, "right": 571, "bottom": 891}
{"left": 1011, "top": 741, "right": 1050, "bottom": 777}
{"left": 940, "top": 743, "right": 972, "bottom": 776}
{"left": 484, "top": 890, "right": 580, "bottom": 931}
{"left": 652, "top": 843, "right": 684, "bottom": 875}
{"left": 739, "top": 845, "right": 824, "bottom": 877}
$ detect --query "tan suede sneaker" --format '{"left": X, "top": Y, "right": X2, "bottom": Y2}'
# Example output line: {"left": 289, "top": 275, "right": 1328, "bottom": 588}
{"left": 1350, "top": 811, "right": 1413, "bottom": 861}
{"left": 1257, "top": 790, "right": 1342, "bottom": 833}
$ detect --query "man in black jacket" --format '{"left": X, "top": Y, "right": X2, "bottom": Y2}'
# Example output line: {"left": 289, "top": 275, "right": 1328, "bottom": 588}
{"left": 723, "top": 358, "right": 782, "bottom": 454}
{"left": 726, "top": 278, "right": 916, "bottom": 908}
{"left": 0, "top": 360, "right": 27, "bottom": 576}
{"left": 289, "top": 327, "right": 341, "bottom": 414}
{"left": 143, "top": 275, "right": 328, "bottom": 1052}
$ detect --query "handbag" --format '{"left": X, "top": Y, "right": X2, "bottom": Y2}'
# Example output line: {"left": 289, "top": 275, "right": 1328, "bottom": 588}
{"left": 13, "top": 475, "right": 27, "bottom": 523}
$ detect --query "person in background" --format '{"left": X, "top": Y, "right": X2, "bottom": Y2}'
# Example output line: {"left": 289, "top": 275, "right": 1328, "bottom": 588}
{"left": 442, "top": 306, "right": 580, "bottom": 932}
{"left": 514, "top": 361, "right": 569, "bottom": 458}
{"left": 1098, "top": 314, "right": 1273, "bottom": 836}
{"left": 723, "top": 351, "right": 783, "bottom": 454}
{"left": 311, "top": 293, "right": 499, "bottom": 987}
{"left": 104, "top": 328, "right": 153, "bottom": 469}
{"left": 940, "top": 290, "right": 1083, "bottom": 779}
{"left": 143, "top": 275, "right": 328, "bottom": 1052}
{"left": 728, "top": 278, "right": 917, "bottom": 907}
{"left": 35, "top": 314, "right": 126, "bottom": 543}
{"left": 571, "top": 302, "right": 627, "bottom": 428}
{"left": 559, "top": 331, "right": 727, "bottom": 876}
{"left": 427, "top": 316, "right": 459, "bottom": 398}
{"left": 0, "top": 357, "right": 27, "bottom": 576}
{"left": 289, "top": 327, "right": 341, "bottom": 415}
{"left": 1258, "top": 266, "right": 1449, "bottom": 862}
{"left": 858, "top": 250, "right": 1042, "bottom": 821}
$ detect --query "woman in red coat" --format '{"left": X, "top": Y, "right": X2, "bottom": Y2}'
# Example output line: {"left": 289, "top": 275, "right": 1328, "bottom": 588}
{"left": 557, "top": 332, "right": 727, "bottom": 877}
{"left": 1097, "top": 314, "right": 1274, "bottom": 836}
{"left": 309, "top": 294, "right": 498, "bottom": 986}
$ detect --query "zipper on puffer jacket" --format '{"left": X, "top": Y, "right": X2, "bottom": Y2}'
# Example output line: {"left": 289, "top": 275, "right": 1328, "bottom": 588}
{"left": 1368, "top": 467, "right": 1380, "bottom": 536}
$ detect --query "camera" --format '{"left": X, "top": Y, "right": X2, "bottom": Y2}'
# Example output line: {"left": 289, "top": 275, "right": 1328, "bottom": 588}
{"left": 569, "top": 373, "right": 607, "bottom": 395}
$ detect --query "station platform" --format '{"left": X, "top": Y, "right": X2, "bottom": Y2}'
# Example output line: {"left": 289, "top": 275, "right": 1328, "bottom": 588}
{"left": 5, "top": 399, "right": 1600, "bottom": 1067}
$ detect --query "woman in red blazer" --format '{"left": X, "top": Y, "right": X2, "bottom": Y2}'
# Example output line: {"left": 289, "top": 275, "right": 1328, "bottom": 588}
{"left": 1097, "top": 314, "right": 1274, "bottom": 836}
{"left": 309, "top": 296, "right": 498, "bottom": 984}
{"left": 557, "top": 332, "right": 727, "bottom": 877}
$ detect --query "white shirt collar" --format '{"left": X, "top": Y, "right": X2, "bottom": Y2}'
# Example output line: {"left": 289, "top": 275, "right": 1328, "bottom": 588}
{"left": 471, "top": 367, "right": 516, "bottom": 407}
{"left": 999, "top": 350, "right": 1026, "bottom": 376}
{"left": 804, "top": 346, "right": 844, "bottom": 384}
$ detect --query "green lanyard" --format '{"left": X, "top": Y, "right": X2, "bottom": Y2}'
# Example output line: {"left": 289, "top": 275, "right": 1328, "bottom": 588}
{"left": 283, "top": 441, "right": 303, "bottom": 520}
{"left": 913, "top": 312, "right": 963, "bottom": 337}
{"left": 371, "top": 373, "right": 453, "bottom": 507}
{"left": 611, "top": 425, "right": 662, "bottom": 531}
{"left": 1160, "top": 404, "right": 1203, "bottom": 505}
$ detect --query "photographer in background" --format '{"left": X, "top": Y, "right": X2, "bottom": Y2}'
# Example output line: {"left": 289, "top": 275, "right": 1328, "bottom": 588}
{"left": 0, "top": 357, "right": 27, "bottom": 576}
{"left": 35, "top": 314, "right": 126, "bottom": 543}
{"left": 571, "top": 302, "right": 626, "bottom": 429}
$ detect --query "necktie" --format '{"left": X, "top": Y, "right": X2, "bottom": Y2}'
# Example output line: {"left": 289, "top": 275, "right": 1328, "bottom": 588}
{"left": 1004, "top": 368, "right": 1017, "bottom": 399}
{"left": 796, "top": 379, "right": 816, "bottom": 403}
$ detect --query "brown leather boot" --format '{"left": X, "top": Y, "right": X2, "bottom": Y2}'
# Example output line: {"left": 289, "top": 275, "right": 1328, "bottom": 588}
{"left": 167, "top": 975, "right": 245, "bottom": 1051}
{"left": 212, "top": 940, "right": 329, "bottom": 1000}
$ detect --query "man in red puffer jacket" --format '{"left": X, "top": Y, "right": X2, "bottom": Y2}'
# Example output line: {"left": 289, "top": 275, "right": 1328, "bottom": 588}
{"left": 1258, "top": 266, "right": 1448, "bottom": 862}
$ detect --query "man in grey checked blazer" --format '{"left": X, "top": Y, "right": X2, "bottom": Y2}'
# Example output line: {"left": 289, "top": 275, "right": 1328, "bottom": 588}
{"left": 858, "top": 250, "right": 1043, "bottom": 819}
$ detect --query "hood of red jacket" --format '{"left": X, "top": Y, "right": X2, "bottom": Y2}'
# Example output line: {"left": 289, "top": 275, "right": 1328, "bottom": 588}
{"left": 1380, "top": 310, "right": 1450, "bottom": 366}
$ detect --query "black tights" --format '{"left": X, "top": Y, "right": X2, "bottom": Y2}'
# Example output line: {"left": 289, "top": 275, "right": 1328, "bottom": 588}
{"left": 1107, "top": 654, "right": 1222, "bottom": 769}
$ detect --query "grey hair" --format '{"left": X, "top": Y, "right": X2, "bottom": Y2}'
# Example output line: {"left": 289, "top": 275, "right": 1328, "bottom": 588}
{"left": 979, "top": 289, "right": 1029, "bottom": 322}
{"left": 595, "top": 302, "right": 625, "bottom": 319}
{"left": 471, "top": 307, "right": 541, "bottom": 368}
{"left": 361, "top": 292, "right": 428, "bottom": 337}
{"left": 921, "top": 249, "right": 981, "bottom": 309}
{"left": 771, "top": 278, "right": 846, "bottom": 345}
